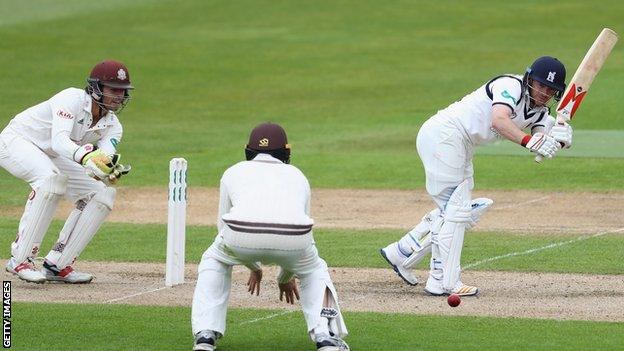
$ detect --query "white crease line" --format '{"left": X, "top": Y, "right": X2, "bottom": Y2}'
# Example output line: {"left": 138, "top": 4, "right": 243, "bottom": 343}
{"left": 465, "top": 227, "right": 624, "bottom": 270}
{"left": 239, "top": 310, "right": 295, "bottom": 325}
{"left": 105, "top": 285, "right": 170, "bottom": 304}
{"left": 493, "top": 195, "right": 551, "bottom": 210}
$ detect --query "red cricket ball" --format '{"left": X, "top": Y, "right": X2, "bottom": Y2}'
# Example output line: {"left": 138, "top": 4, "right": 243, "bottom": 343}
{"left": 447, "top": 293, "right": 461, "bottom": 307}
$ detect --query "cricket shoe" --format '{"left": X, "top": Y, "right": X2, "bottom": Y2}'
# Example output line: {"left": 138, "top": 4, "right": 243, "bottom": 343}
{"left": 315, "top": 333, "right": 350, "bottom": 351}
{"left": 379, "top": 243, "right": 418, "bottom": 286}
{"left": 193, "top": 330, "right": 217, "bottom": 351}
{"left": 424, "top": 275, "right": 478, "bottom": 296}
{"left": 41, "top": 260, "right": 93, "bottom": 284}
{"left": 6, "top": 258, "right": 46, "bottom": 283}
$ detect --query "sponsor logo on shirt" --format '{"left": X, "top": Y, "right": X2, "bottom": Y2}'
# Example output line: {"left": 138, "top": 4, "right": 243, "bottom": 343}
{"left": 501, "top": 90, "right": 517, "bottom": 105}
{"left": 110, "top": 138, "right": 119, "bottom": 148}
{"left": 56, "top": 110, "right": 74, "bottom": 120}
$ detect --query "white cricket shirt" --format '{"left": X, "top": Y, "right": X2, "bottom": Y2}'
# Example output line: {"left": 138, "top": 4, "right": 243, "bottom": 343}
{"left": 432, "top": 74, "right": 552, "bottom": 145}
{"left": 219, "top": 153, "right": 313, "bottom": 231}
{"left": 2, "top": 88, "right": 122, "bottom": 159}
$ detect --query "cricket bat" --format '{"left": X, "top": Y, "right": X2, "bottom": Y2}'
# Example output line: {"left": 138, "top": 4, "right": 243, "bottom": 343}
{"left": 535, "top": 28, "right": 618, "bottom": 162}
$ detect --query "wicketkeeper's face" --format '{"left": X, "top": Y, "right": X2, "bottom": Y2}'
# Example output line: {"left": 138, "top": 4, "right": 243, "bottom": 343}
{"left": 101, "top": 86, "right": 128, "bottom": 112}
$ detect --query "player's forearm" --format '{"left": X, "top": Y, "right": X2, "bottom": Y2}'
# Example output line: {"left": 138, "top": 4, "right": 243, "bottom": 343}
{"left": 50, "top": 130, "right": 82, "bottom": 160}
{"left": 491, "top": 109, "right": 527, "bottom": 145}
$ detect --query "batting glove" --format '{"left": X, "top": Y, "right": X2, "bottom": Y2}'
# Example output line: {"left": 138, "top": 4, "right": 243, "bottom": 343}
{"left": 522, "top": 133, "right": 560, "bottom": 159}
{"left": 550, "top": 122, "right": 573, "bottom": 149}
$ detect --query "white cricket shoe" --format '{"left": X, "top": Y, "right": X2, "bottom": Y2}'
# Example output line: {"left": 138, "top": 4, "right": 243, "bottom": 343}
{"left": 424, "top": 275, "right": 478, "bottom": 296}
{"left": 5, "top": 258, "right": 46, "bottom": 283}
{"left": 380, "top": 243, "right": 418, "bottom": 286}
{"left": 193, "top": 330, "right": 216, "bottom": 351}
{"left": 315, "top": 333, "right": 350, "bottom": 351}
{"left": 42, "top": 261, "right": 93, "bottom": 284}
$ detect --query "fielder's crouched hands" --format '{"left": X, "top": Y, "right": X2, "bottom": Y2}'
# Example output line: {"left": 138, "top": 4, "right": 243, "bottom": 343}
{"left": 247, "top": 269, "right": 263, "bottom": 296}
{"left": 550, "top": 122, "right": 573, "bottom": 149}
{"left": 522, "top": 132, "right": 560, "bottom": 159}
{"left": 279, "top": 278, "right": 300, "bottom": 305}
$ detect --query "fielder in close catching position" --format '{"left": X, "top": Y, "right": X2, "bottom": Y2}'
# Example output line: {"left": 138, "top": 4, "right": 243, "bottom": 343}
{"left": 191, "top": 123, "right": 349, "bottom": 351}
{"left": 0, "top": 60, "right": 133, "bottom": 284}
{"left": 381, "top": 56, "right": 574, "bottom": 296}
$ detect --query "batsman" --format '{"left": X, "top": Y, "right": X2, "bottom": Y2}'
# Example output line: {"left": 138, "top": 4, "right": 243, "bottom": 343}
{"left": 381, "top": 56, "right": 573, "bottom": 296}
{"left": 0, "top": 60, "right": 132, "bottom": 284}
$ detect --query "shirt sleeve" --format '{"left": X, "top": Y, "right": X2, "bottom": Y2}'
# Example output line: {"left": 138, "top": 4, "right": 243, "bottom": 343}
{"left": 490, "top": 77, "right": 523, "bottom": 112}
{"left": 97, "top": 116, "right": 123, "bottom": 155}
{"left": 49, "top": 89, "right": 82, "bottom": 160}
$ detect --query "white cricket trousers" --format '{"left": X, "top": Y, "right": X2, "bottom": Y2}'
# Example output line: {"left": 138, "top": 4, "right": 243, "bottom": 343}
{"left": 191, "top": 235, "right": 347, "bottom": 338}
{"left": 0, "top": 128, "right": 105, "bottom": 201}
{"left": 416, "top": 117, "right": 475, "bottom": 208}
{"left": 0, "top": 128, "right": 106, "bottom": 262}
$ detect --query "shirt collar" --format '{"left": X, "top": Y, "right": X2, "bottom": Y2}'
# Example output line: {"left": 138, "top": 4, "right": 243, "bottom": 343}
{"left": 251, "top": 153, "right": 284, "bottom": 164}
{"left": 83, "top": 90, "right": 92, "bottom": 114}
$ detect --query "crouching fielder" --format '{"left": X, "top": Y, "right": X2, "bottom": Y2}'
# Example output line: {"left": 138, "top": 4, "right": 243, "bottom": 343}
{"left": 0, "top": 60, "right": 133, "bottom": 284}
{"left": 191, "top": 123, "right": 348, "bottom": 351}
{"left": 381, "top": 56, "right": 574, "bottom": 296}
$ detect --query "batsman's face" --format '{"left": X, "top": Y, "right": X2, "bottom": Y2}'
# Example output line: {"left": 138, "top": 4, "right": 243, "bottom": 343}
{"left": 101, "top": 86, "right": 127, "bottom": 112}
{"left": 529, "top": 80, "right": 557, "bottom": 107}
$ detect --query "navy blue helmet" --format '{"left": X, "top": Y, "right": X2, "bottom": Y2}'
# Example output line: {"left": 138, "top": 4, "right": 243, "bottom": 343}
{"left": 523, "top": 56, "right": 566, "bottom": 101}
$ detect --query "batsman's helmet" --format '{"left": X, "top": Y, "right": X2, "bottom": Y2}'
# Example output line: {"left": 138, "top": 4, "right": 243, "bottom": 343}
{"left": 245, "top": 122, "right": 291, "bottom": 163}
{"left": 86, "top": 60, "right": 134, "bottom": 112}
{"left": 523, "top": 56, "right": 566, "bottom": 100}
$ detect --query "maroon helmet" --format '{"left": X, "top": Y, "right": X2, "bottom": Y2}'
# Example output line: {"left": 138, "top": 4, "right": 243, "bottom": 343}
{"left": 245, "top": 122, "right": 291, "bottom": 163}
{"left": 86, "top": 60, "right": 134, "bottom": 113}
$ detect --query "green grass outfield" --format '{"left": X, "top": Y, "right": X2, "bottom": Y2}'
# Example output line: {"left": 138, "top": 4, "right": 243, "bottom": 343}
{"left": 8, "top": 303, "right": 624, "bottom": 351}
{"left": 1, "top": 0, "right": 624, "bottom": 202}
{"left": 1, "top": 218, "right": 623, "bottom": 275}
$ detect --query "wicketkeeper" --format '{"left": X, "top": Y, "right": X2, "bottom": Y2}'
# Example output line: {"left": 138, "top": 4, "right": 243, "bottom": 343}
{"left": 381, "top": 56, "right": 573, "bottom": 296}
{"left": 191, "top": 123, "right": 349, "bottom": 351}
{"left": 0, "top": 60, "right": 132, "bottom": 284}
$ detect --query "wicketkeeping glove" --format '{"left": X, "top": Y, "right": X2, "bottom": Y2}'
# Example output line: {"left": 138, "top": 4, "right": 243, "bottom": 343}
{"left": 83, "top": 150, "right": 114, "bottom": 180}
{"left": 105, "top": 154, "right": 132, "bottom": 184}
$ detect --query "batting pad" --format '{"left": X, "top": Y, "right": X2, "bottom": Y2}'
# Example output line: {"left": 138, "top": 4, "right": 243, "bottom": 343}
{"left": 300, "top": 264, "right": 348, "bottom": 340}
{"left": 12, "top": 174, "right": 67, "bottom": 263}
{"left": 55, "top": 187, "right": 116, "bottom": 268}
{"left": 403, "top": 197, "right": 492, "bottom": 269}
{"left": 440, "top": 179, "right": 472, "bottom": 292}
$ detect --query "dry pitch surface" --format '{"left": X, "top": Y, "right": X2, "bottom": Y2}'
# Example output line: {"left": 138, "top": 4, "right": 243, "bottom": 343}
{"left": 4, "top": 188, "right": 624, "bottom": 322}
